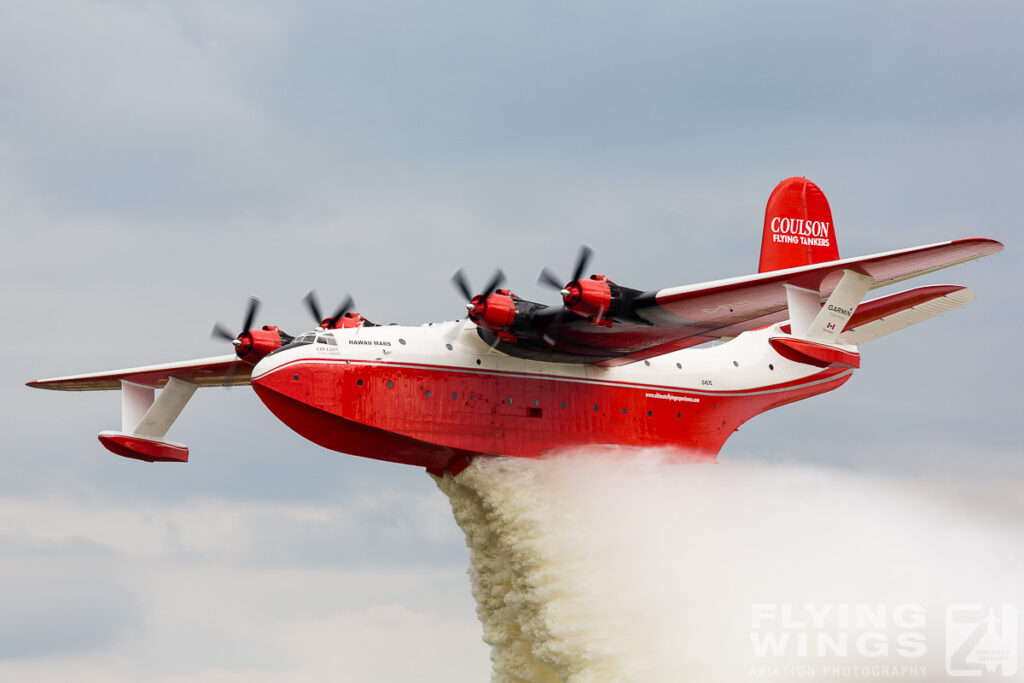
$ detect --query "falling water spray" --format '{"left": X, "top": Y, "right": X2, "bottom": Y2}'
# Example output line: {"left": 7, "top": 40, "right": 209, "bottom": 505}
{"left": 436, "top": 450, "right": 1023, "bottom": 682}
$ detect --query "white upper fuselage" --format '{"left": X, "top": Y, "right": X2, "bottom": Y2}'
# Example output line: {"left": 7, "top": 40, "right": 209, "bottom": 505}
{"left": 253, "top": 320, "right": 850, "bottom": 402}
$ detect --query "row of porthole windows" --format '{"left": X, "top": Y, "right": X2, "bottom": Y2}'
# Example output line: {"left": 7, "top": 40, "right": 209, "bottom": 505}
{"left": 390, "top": 347, "right": 699, "bottom": 373}
{"left": 598, "top": 359, "right": 775, "bottom": 373}
{"left": 360, "top": 376, "right": 720, "bottom": 413}
{"left": 390, "top": 353, "right": 773, "bottom": 377}
{"left": 649, "top": 360, "right": 776, "bottom": 371}
{"left": 361, "top": 378, "right": 708, "bottom": 418}
{"left": 378, "top": 342, "right": 774, "bottom": 375}
{"left": 368, "top": 377, "right": 718, "bottom": 406}
{"left": 363, "top": 377, "right": 727, "bottom": 412}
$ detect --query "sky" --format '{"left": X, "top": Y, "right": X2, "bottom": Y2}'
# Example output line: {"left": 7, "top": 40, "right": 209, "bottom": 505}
{"left": 1, "top": 1, "right": 1021, "bottom": 680}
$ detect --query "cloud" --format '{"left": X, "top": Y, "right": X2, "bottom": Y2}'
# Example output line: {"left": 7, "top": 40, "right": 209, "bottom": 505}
{"left": 0, "top": 483, "right": 462, "bottom": 565}
{"left": 0, "top": 491, "right": 489, "bottom": 680}
{"left": 0, "top": 558, "right": 138, "bottom": 660}
{"left": 0, "top": 1, "right": 289, "bottom": 222}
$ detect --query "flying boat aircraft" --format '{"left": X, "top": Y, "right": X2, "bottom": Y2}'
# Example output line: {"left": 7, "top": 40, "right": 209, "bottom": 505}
{"left": 28, "top": 178, "right": 1003, "bottom": 476}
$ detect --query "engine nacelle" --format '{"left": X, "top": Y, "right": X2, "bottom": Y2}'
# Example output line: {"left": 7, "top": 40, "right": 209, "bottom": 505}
{"left": 562, "top": 275, "right": 613, "bottom": 326}
{"left": 330, "top": 312, "right": 368, "bottom": 329}
{"left": 467, "top": 289, "right": 518, "bottom": 340}
{"left": 236, "top": 325, "right": 288, "bottom": 364}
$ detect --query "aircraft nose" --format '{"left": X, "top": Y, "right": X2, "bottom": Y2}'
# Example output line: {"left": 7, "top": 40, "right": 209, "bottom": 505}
{"left": 250, "top": 353, "right": 281, "bottom": 388}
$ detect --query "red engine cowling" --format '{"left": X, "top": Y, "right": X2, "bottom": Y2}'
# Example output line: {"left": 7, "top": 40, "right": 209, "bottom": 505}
{"left": 330, "top": 313, "right": 368, "bottom": 329}
{"left": 236, "top": 325, "right": 287, "bottom": 364}
{"left": 562, "top": 275, "right": 613, "bottom": 326}
{"left": 467, "top": 289, "right": 518, "bottom": 341}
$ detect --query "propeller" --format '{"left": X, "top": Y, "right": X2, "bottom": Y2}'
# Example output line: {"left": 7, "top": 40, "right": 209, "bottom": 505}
{"left": 451, "top": 268, "right": 516, "bottom": 347}
{"left": 451, "top": 268, "right": 506, "bottom": 313}
{"left": 210, "top": 296, "right": 261, "bottom": 387}
{"left": 211, "top": 296, "right": 261, "bottom": 348}
{"left": 537, "top": 244, "right": 593, "bottom": 296}
{"left": 536, "top": 245, "right": 594, "bottom": 344}
{"left": 304, "top": 290, "right": 355, "bottom": 328}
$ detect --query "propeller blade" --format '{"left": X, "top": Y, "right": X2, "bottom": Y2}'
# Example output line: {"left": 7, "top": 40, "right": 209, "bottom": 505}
{"left": 571, "top": 245, "right": 593, "bottom": 283}
{"left": 241, "top": 296, "right": 261, "bottom": 333}
{"left": 330, "top": 295, "right": 355, "bottom": 325}
{"left": 537, "top": 267, "right": 564, "bottom": 291}
{"left": 211, "top": 322, "right": 236, "bottom": 342}
{"left": 451, "top": 268, "right": 474, "bottom": 302}
{"left": 482, "top": 269, "right": 506, "bottom": 296}
{"left": 303, "top": 290, "right": 323, "bottom": 324}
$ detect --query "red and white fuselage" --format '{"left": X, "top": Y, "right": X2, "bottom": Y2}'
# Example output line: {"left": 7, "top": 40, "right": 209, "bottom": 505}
{"left": 250, "top": 321, "right": 851, "bottom": 474}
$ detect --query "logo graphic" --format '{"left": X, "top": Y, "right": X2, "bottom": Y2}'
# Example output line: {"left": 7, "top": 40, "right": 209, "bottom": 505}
{"left": 946, "top": 605, "right": 1018, "bottom": 677}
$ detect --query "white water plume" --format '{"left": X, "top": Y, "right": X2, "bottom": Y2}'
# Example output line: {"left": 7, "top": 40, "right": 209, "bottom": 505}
{"left": 436, "top": 449, "right": 1024, "bottom": 682}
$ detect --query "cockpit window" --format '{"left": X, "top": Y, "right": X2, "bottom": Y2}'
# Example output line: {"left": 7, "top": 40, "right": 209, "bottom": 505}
{"left": 316, "top": 335, "right": 337, "bottom": 346}
{"left": 268, "top": 331, "right": 320, "bottom": 356}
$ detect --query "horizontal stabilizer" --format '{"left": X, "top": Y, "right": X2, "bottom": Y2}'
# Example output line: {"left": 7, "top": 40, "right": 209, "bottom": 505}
{"left": 840, "top": 286, "right": 974, "bottom": 345}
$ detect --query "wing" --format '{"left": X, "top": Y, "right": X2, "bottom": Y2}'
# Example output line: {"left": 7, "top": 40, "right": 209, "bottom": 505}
{"left": 27, "top": 354, "right": 251, "bottom": 462}
{"left": 490, "top": 237, "right": 1002, "bottom": 365}
{"left": 27, "top": 354, "right": 251, "bottom": 391}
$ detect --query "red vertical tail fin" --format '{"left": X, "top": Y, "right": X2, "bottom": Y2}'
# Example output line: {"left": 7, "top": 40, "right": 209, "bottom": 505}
{"left": 758, "top": 177, "right": 840, "bottom": 272}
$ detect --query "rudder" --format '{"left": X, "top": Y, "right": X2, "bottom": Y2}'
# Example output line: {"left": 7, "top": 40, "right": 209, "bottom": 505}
{"left": 758, "top": 177, "right": 839, "bottom": 272}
